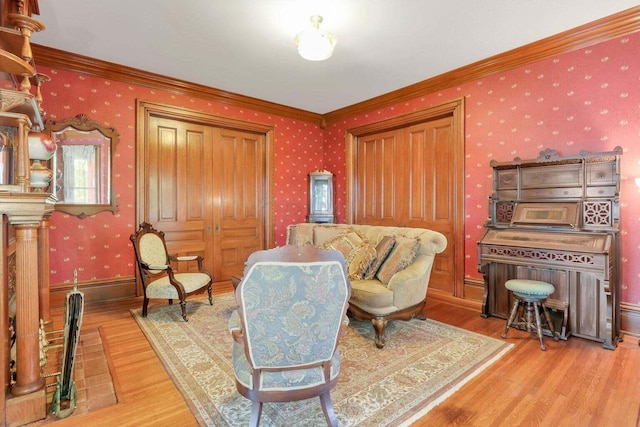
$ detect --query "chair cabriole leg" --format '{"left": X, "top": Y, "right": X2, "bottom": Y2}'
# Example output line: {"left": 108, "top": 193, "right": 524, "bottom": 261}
{"left": 320, "top": 392, "right": 338, "bottom": 427}
{"left": 180, "top": 300, "right": 188, "bottom": 322}
{"left": 249, "top": 401, "right": 262, "bottom": 427}
{"left": 142, "top": 297, "right": 149, "bottom": 317}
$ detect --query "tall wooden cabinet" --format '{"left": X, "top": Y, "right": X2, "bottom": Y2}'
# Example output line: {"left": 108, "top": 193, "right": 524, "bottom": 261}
{"left": 0, "top": 1, "right": 57, "bottom": 425}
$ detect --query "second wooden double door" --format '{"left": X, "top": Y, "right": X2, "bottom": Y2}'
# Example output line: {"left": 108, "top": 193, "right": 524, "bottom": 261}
{"left": 349, "top": 99, "right": 464, "bottom": 299}
{"left": 143, "top": 116, "right": 266, "bottom": 283}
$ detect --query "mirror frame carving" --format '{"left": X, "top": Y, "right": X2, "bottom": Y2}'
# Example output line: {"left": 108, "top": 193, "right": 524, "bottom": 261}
{"left": 44, "top": 114, "right": 119, "bottom": 218}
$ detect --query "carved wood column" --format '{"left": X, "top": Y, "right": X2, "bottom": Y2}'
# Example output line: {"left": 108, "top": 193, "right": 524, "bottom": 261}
{"left": 10, "top": 223, "right": 44, "bottom": 395}
{"left": 37, "top": 216, "right": 51, "bottom": 328}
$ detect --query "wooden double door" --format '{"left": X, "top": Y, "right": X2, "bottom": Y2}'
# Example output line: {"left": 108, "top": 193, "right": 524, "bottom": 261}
{"left": 347, "top": 99, "right": 464, "bottom": 298}
{"left": 136, "top": 101, "right": 273, "bottom": 284}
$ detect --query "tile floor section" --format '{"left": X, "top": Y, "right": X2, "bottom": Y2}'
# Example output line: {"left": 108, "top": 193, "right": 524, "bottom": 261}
{"left": 33, "top": 327, "right": 118, "bottom": 424}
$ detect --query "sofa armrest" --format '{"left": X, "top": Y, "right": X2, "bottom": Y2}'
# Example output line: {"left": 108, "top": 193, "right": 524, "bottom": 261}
{"left": 386, "top": 254, "right": 436, "bottom": 309}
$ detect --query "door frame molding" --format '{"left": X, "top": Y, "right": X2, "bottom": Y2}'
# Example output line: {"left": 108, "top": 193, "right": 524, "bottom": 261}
{"left": 345, "top": 97, "right": 465, "bottom": 297}
{"left": 135, "top": 99, "right": 276, "bottom": 248}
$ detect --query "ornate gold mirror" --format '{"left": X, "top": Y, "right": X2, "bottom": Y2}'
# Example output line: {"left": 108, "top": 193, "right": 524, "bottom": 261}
{"left": 44, "top": 114, "right": 119, "bottom": 218}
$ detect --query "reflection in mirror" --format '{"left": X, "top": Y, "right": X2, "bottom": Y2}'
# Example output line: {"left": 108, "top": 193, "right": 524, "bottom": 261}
{"left": 45, "top": 114, "right": 119, "bottom": 218}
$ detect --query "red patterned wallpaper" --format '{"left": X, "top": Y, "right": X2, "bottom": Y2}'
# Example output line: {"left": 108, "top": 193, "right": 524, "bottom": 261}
{"left": 41, "top": 31, "right": 640, "bottom": 306}
{"left": 326, "top": 32, "right": 640, "bottom": 305}
{"left": 40, "top": 69, "right": 323, "bottom": 286}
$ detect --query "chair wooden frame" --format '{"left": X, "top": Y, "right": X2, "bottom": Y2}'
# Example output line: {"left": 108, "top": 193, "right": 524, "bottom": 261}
{"left": 130, "top": 222, "right": 213, "bottom": 321}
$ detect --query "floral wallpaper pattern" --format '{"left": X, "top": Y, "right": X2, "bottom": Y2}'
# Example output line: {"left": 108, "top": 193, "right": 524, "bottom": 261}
{"left": 41, "top": 68, "right": 324, "bottom": 286}
{"left": 41, "top": 31, "right": 640, "bottom": 306}
{"left": 325, "top": 32, "right": 640, "bottom": 305}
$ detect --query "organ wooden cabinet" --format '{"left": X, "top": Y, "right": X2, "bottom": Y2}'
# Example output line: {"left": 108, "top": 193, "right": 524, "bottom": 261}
{"left": 478, "top": 147, "right": 622, "bottom": 350}
{"left": 0, "top": 1, "right": 57, "bottom": 425}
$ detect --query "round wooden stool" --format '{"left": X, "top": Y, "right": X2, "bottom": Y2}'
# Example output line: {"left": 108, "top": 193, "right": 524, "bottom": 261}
{"left": 501, "top": 279, "right": 558, "bottom": 351}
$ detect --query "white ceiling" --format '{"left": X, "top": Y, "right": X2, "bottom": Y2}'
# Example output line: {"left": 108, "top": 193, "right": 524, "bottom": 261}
{"left": 33, "top": 1, "right": 638, "bottom": 114}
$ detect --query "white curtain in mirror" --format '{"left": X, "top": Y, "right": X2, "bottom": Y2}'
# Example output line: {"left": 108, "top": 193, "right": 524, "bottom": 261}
{"left": 61, "top": 144, "right": 99, "bottom": 203}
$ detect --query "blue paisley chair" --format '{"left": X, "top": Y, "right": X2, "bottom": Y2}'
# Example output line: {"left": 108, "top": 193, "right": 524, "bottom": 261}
{"left": 130, "top": 222, "right": 213, "bottom": 321}
{"left": 229, "top": 245, "right": 351, "bottom": 427}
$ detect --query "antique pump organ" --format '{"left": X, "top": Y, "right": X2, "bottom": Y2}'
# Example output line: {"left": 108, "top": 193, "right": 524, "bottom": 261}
{"left": 477, "top": 147, "right": 622, "bottom": 350}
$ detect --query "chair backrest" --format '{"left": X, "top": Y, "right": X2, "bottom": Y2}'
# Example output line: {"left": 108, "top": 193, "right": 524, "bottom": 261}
{"left": 138, "top": 233, "right": 168, "bottom": 267}
{"left": 236, "top": 245, "right": 350, "bottom": 370}
{"left": 130, "top": 222, "right": 170, "bottom": 280}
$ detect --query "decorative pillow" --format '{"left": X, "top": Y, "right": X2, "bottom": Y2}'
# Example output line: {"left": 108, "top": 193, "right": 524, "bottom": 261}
{"left": 376, "top": 235, "right": 419, "bottom": 284}
{"left": 364, "top": 235, "right": 396, "bottom": 280}
{"left": 348, "top": 242, "right": 377, "bottom": 280}
{"left": 314, "top": 226, "right": 352, "bottom": 246}
{"left": 321, "top": 230, "right": 366, "bottom": 265}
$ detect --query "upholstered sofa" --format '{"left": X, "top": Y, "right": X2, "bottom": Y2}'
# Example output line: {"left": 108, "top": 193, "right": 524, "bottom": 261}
{"left": 287, "top": 223, "right": 447, "bottom": 348}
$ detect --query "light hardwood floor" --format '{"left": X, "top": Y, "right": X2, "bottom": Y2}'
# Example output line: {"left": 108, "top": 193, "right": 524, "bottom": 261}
{"left": 40, "top": 284, "right": 640, "bottom": 426}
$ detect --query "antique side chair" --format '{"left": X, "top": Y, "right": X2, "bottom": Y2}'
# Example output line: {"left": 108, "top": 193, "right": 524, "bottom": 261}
{"left": 130, "top": 222, "right": 213, "bottom": 321}
{"left": 228, "top": 245, "right": 351, "bottom": 426}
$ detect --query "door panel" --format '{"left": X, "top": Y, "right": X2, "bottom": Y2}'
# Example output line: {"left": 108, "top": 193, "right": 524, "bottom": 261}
{"left": 355, "top": 130, "right": 403, "bottom": 225}
{"left": 146, "top": 117, "right": 213, "bottom": 274}
{"left": 138, "top": 101, "right": 272, "bottom": 289}
{"left": 408, "top": 118, "right": 455, "bottom": 294}
{"left": 354, "top": 115, "right": 457, "bottom": 295}
{"left": 213, "top": 128, "right": 265, "bottom": 280}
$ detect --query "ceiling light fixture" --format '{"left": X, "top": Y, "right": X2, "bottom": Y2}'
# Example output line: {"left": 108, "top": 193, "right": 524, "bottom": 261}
{"left": 295, "top": 15, "right": 337, "bottom": 61}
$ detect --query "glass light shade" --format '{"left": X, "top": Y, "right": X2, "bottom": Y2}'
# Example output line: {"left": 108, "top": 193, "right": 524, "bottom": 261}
{"left": 28, "top": 132, "right": 57, "bottom": 160}
{"left": 295, "top": 16, "right": 336, "bottom": 61}
{"left": 296, "top": 30, "right": 336, "bottom": 61}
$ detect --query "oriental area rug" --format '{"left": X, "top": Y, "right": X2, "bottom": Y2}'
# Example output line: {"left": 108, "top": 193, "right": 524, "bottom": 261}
{"left": 131, "top": 293, "right": 512, "bottom": 426}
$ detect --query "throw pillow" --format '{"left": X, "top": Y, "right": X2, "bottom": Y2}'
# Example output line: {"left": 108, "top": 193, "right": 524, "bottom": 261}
{"left": 314, "top": 226, "right": 351, "bottom": 246}
{"left": 321, "top": 230, "right": 366, "bottom": 265}
{"left": 348, "top": 242, "right": 377, "bottom": 280}
{"left": 376, "top": 235, "right": 419, "bottom": 284}
{"left": 364, "top": 235, "right": 396, "bottom": 280}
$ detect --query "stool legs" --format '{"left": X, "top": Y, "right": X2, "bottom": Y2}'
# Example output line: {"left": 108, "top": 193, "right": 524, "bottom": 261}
{"left": 533, "top": 303, "right": 545, "bottom": 350}
{"left": 541, "top": 302, "right": 558, "bottom": 341}
{"left": 502, "top": 297, "right": 556, "bottom": 351}
{"left": 502, "top": 299, "right": 520, "bottom": 340}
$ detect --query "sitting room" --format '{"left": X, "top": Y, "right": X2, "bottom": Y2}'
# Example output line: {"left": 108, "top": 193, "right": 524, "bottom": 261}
{"left": 1, "top": 1, "right": 640, "bottom": 426}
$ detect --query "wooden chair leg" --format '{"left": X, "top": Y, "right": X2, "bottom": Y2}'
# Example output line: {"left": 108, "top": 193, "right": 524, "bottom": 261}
{"left": 249, "top": 401, "right": 262, "bottom": 427}
{"left": 180, "top": 300, "right": 188, "bottom": 322}
{"left": 142, "top": 297, "right": 150, "bottom": 317}
{"left": 207, "top": 285, "right": 213, "bottom": 305}
{"left": 319, "top": 392, "right": 338, "bottom": 427}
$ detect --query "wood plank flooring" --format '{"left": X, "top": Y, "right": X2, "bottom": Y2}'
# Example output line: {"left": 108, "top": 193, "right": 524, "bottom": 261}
{"left": 39, "top": 285, "right": 640, "bottom": 426}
